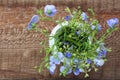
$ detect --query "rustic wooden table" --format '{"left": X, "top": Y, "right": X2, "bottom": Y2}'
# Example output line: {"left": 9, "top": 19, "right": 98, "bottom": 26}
{"left": 0, "top": 0, "right": 120, "bottom": 80}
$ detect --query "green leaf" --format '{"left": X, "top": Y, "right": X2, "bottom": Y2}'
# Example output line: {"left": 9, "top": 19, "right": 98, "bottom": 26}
{"left": 45, "top": 57, "right": 49, "bottom": 62}
{"left": 34, "top": 66, "right": 38, "bottom": 69}
{"left": 85, "top": 73, "right": 89, "bottom": 78}
{"left": 87, "top": 8, "right": 95, "bottom": 17}
{"left": 104, "top": 59, "right": 107, "bottom": 61}
{"left": 107, "top": 48, "right": 112, "bottom": 52}
{"left": 37, "top": 9, "right": 43, "bottom": 16}
{"left": 78, "top": 6, "right": 81, "bottom": 9}
{"left": 59, "top": 73, "right": 62, "bottom": 76}
{"left": 107, "top": 28, "right": 111, "bottom": 33}
{"left": 39, "top": 50, "right": 43, "bottom": 53}
{"left": 38, "top": 68, "right": 41, "bottom": 73}
{"left": 45, "top": 63, "right": 49, "bottom": 69}
{"left": 91, "top": 20, "right": 98, "bottom": 25}
{"left": 65, "top": 7, "right": 71, "bottom": 13}
{"left": 95, "top": 68, "right": 98, "bottom": 72}
{"left": 40, "top": 42, "right": 44, "bottom": 45}
{"left": 86, "top": 64, "right": 90, "bottom": 68}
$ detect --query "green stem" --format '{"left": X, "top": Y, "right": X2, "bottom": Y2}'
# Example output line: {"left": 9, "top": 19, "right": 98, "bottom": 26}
{"left": 66, "top": 37, "right": 80, "bottom": 47}
{"left": 100, "top": 28, "right": 119, "bottom": 42}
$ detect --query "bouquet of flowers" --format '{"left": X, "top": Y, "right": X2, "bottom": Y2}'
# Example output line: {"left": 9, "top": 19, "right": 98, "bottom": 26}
{"left": 27, "top": 5, "right": 119, "bottom": 77}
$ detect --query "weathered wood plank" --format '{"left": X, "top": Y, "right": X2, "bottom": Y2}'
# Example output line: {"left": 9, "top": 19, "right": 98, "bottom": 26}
{"left": 114, "top": 0, "right": 120, "bottom": 11}
{"left": 0, "top": 0, "right": 120, "bottom": 13}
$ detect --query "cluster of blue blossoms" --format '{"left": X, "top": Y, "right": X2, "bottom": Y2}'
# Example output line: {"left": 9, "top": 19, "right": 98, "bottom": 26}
{"left": 27, "top": 5, "right": 119, "bottom": 76}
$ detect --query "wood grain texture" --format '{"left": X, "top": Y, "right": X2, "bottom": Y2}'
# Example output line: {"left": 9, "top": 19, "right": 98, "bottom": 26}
{"left": 0, "top": 0, "right": 120, "bottom": 80}
{"left": 0, "top": 0, "right": 120, "bottom": 13}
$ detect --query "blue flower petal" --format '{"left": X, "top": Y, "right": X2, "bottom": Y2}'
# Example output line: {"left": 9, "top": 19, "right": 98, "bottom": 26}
{"left": 75, "top": 30, "right": 81, "bottom": 36}
{"left": 97, "top": 24, "right": 102, "bottom": 31}
{"left": 50, "top": 56, "right": 60, "bottom": 64}
{"left": 79, "top": 68, "right": 84, "bottom": 72}
{"left": 65, "top": 52, "right": 72, "bottom": 58}
{"left": 91, "top": 25, "right": 96, "bottom": 30}
{"left": 49, "top": 63, "right": 56, "bottom": 75}
{"left": 58, "top": 52, "right": 64, "bottom": 62}
{"left": 74, "top": 58, "right": 79, "bottom": 63}
{"left": 75, "top": 31, "right": 79, "bottom": 36}
{"left": 44, "top": 5, "right": 57, "bottom": 17}
{"left": 98, "top": 49, "right": 107, "bottom": 58}
{"left": 73, "top": 67, "right": 80, "bottom": 76}
{"left": 27, "top": 23, "right": 33, "bottom": 30}
{"left": 29, "top": 15, "right": 39, "bottom": 24}
{"left": 67, "top": 68, "right": 72, "bottom": 74}
{"left": 101, "top": 49, "right": 107, "bottom": 57}
{"left": 60, "top": 66, "right": 65, "bottom": 72}
{"left": 107, "top": 18, "right": 119, "bottom": 28}
{"left": 27, "top": 15, "right": 39, "bottom": 30}
{"left": 98, "top": 52, "right": 103, "bottom": 58}
{"left": 65, "top": 16, "right": 71, "bottom": 21}
{"left": 86, "top": 59, "right": 92, "bottom": 64}
{"left": 60, "top": 65, "right": 72, "bottom": 75}
{"left": 58, "top": 52, "right": 64, "bottom": 59}
{"left": 50, "top": 56, "right": 54, "bottom": 62}
{"left": 54, "top": 59, "right": 60, "bottom": 65}
{"left": 81, "top": 12, "right": 87, "bottom": 21}
{"left": 91, "top": 24, "right": 102, "bottom": 31}
{"left": 94, "top": 58, "right": 104, "bottom": 66}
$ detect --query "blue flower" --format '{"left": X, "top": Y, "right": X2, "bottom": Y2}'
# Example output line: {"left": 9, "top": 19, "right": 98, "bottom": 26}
{"left": 81, "top": 12, "right": 88, "bottom": 21}
{"left": 107, "top": 18, "right": 119, "bottom": 28}
{"left": 73, "top": 58, "right": 81, "bottom": 67}
{"left": 49, "top": 62, "right": 56, "bottom": 75}
{"left": 96, "top": 43, "right": 105, "bottom": 52}
{"left": 79, "top": 68, "right": 84, "bottom": 72}
{"left": 86, "top": 59, "right": 92, "bottom": 64}
{"left": 73, "top": 58, "right": 79, "bottom": 63}
{"left": 60, "top": 66, "right": 65, "bottom": 72}
{"left": 58, "top": 52, "right": 64, "bottom": 62}
{"left": 44, "top": 5, "right": 57, "bottom": 17}
{"left": 94, "top": 58, "right": 104, "bottom": 66}
{"left": 91, "top": 25, "right": 96, "bottom": 30}
{"left": 60, "top": 66, "right": 72, "bottom": 75}
{"left": 97, "top": 24, "right": 102, "bottom": 31}
{"left": 62, "top": 41, "right": 69, "bottom": 45}
{"left": 98, "top": 49, "right": 107, "bottom": 58}
{"left": 96, "top": 43, "right": 107, "bottom": 58}
{"left": 65, "top": 52, "right": 72, "bottom": 58}
{"left": 73, "top": 67, "right": 80, "bottom": 76}
{"left": 91, "top": 24, "right": 102, "bottom": 31}
{"left": 65, "top": 16, "right": 71, "bottom": 21}
{"left": 75, "top": 30, "right": 81, "bottom": 36}
{"left": 50, "top": 56, "right": 60, "bottom": 65}
{"left": 27, "top": 15, "right": 39, "bottom": 30}
{"left": 75, "top": 31, "right": 79, "bottom": 35}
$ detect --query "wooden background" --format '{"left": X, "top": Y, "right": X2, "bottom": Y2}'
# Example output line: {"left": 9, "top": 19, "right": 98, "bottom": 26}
{"left": 0, "top": 0, "right": 120, "bottom": 80}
